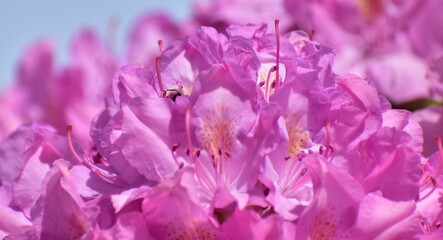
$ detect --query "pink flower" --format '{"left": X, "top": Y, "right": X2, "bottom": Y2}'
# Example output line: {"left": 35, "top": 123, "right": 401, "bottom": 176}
{"left": 412, "top": 106, "right": 443, "bottom": 156}
{"left": 407, "top": 0, "right": 443, "bottom": 60}
{"left": 259, "top": 59, "right": 331, "bottom": 220}
{"left": 0, "top": 124, "right": 94, "bottom": 238}
{"left": 188, "top": 65, "right": 261, "bottom": 209}
{"left": 142, "top": 173, "right": 224, "bottom": 239}
{"left": 194, "top": 0, "right": 443, "bottom": 104}
{"left": 297, "top": 153, "right": 422, "bottom": 239}
{"left": 327, "top": 74, "right": 383, "bottom": 170}
{"left": 194, "top": 0, "right": 293, "bottom": 32}
{"left": 0, "top": 18, "right": 432, "bottom": 239}
{"left": 125, "top": 13, "right": 181, "bottom": 66}
{"left": 31, "top": 160, "right": 90, "bottom": 239}
{"left": 0, "top": 29, "right": 117, "bottom": 149}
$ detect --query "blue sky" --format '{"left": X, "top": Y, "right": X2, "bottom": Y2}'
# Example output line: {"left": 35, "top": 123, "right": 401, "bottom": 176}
{"left": 0, "top": 0, "right": 191, "bottom": 89}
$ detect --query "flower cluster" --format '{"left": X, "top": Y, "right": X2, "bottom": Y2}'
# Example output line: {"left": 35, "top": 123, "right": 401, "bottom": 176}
{"left": 194, "top": 0, "right": 443, "bottom": 156}
{"left": 3, "top": 1, "right": 443, "bottom": 158}
{"left": 1, "top": 21, "right": 441, "bottom": 239}
{"left": 196, "top": 0, "right": 443, "bottom": 101}
{"left": 0, "top": 31, "right": 116, "bottom": 147}
{"left": 0, "top": 13, "right": 187, "bottom": 148}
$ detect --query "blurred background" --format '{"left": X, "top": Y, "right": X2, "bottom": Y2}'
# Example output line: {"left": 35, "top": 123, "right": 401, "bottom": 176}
{"left": 0, "top": 0, "right": 191, "bottom": 89}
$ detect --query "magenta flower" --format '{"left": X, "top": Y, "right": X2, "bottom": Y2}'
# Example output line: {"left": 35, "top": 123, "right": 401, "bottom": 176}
{"left": 0, "top": 124, "right": 93, "bottom": 238}
{"left": 0, "top": 17, "right": 434, "bottom": 239}
{"left": 412, "top": 106, "right": 443, "bottom": 156}
{"left": 0, "top": 29, "right": 117, "bottom": 149}
{"left": 31, "top": 160, "right": 90, "bottom": 239}
{"left": 125, "top": 13, "right": 181, "bottom": 66}
{"left": 194, "top": 0, "right": 443, "bottom": 104}
{"left": 194, "top": 0, "right": 293, "bottom": 32}
{"left": 298, "top": 153, "right": 422, "bottom": 239}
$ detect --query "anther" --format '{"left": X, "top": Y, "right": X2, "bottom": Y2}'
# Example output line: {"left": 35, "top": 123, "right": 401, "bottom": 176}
{"left": 91, "top": 146, "right": 108, "bottom": 166}
{"left": 158, "top": 40, "right": 164, "bottom": 53}
{"left": 264, "top": 66, "right": 277, "bottom": 102}
{"left": 264, "top": 188, "right": 270, "bottom": 196}
{"left": 172, "top": 143, "right": 180, "bottom": 152}
{"left": 319, "top": 145, "right": 325, "bottom": 155}
{"left": 271, "top": 80, "right": 276, "bottom": 89}
{"left": 309, "top": 29, "right": 316, "bottom": 40}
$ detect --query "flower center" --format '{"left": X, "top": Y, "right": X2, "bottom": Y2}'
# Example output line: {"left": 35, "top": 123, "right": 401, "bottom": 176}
{"left": 199, "top": 105, "right": 236, "bottom": 161}
{"left": 310, "top": 209, "right": 338, "bottom": 240}
{"left": 309, "top": 207, "right": 352, "bottom": 240}
{"left": 285, "top": 116, "right": 310, "bottom": 158}
{"left": 258, "top": 63, "right": 286, "bottom": 101}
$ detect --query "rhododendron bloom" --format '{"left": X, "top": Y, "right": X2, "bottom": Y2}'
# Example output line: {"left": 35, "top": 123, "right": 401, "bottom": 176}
{"left": 0, "top": 14, "right": 437, "bottom": 239}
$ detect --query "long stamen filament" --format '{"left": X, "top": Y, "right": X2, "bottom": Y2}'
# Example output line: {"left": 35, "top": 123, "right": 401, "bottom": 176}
{"left": 435, "top": 136, "right": 443, "bottom": 177}
{"left": 416, "top": 175, "right": 437, "bottom": 202}
{"left": 156, "top": 57, "right": 165, "bottom": 94}
{"left": 185, "top": 108, "right": 195, "bottom": 160}
{"left": 324, "top": 122, "right": 332, "bottom": 157}
{"left": 274, "top": 19, "right": 281, "bottom": 89}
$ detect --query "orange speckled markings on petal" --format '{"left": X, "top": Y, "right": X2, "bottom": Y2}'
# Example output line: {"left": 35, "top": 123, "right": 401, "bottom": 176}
{"left": 199, "top": 105, "right": 237, "bottom": 160}
{"left": 285, "top": 116, "right": 309, "bottom": 158}
{"left": 310, "top": 207, "right": 351, "bottom": 240}
{"left": 163, "top": 221, "right": 221, "bottom": 240}
{"left": 60, "top": 214, "right": 88, "bottom": 240}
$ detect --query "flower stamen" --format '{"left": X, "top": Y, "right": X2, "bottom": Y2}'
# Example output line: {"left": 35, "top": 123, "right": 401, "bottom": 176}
{"left": 172, "top": 143, "right": 180, "bottom": 152}
{"left": 265, "top": 66, "right": 277, "bottom": 102}
{"left": 156, "top": 57, "right": 165, "bottom": 94}
{"left": 185, "top": 108, "right": 195, "bottom": 160}
{"left": 324, "top": 122, "right": 332, "bottom": 158}
{"left": 158, "top": 39, "right": 164, "bottom": 53}
{"left": 274, "top": 19, "right": 281, "bottom": 89}
{"left": 435, "top": 136, "right": 443, "bottom": 177}
{"left": 416, "top": 175, "right": 437, "bottom": 202}
{"left": 66, "top": 125, "right": 127, "bottom": 186}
